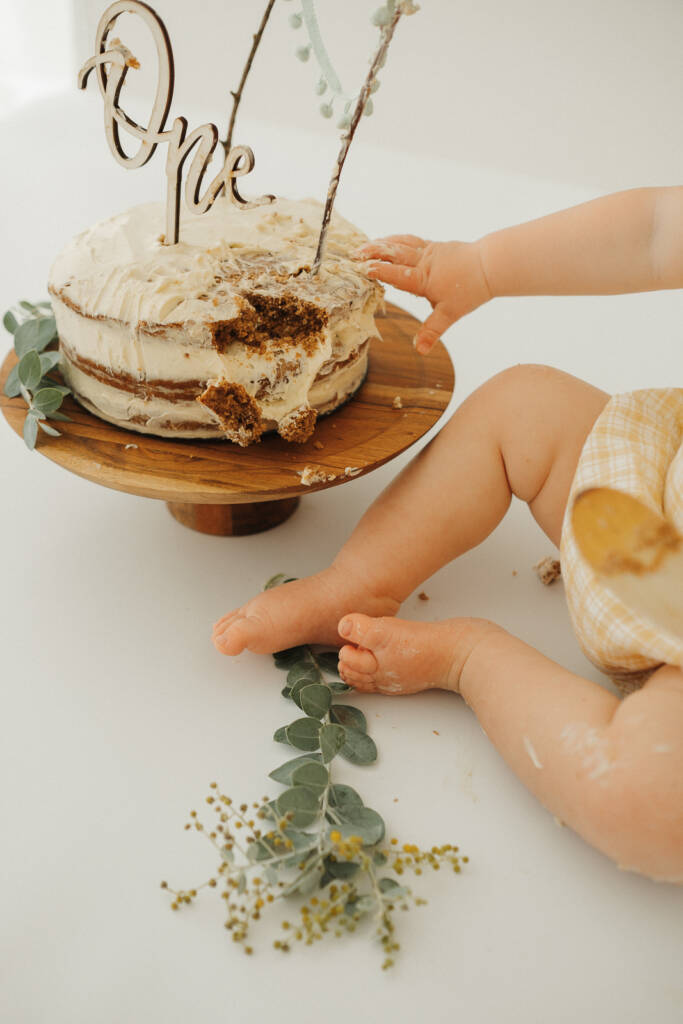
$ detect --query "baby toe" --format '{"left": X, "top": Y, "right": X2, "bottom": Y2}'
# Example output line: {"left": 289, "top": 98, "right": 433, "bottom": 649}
{"left": 338, "top": 613, "right": 382, "bottom": 648}
{"left": 339, "top": 643, "right": 378, "bottom": 675}
{"left": 213, "top": 615, "right": 258, "bottom": 655}
{"left": 339, "top": 665, "right": 377, "bottom": 691}
{"left": 213, "top": 610, "right": 242, "bottom": 635}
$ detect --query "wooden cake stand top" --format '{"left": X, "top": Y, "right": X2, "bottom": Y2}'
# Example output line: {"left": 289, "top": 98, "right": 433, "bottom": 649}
{"left": 1, "top": 303, "right": 453, "bottom": 534}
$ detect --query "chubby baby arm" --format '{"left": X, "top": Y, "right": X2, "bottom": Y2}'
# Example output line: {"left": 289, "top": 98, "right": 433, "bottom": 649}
{"left": 357, "top": 186, "right": 683, "bottom": 353}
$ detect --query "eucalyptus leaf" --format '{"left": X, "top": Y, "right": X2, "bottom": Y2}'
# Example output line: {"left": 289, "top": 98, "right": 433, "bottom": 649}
{"left": 291, "top": 760, "right": 328, "bottom": 791}
{"left": 18, "top": 351, "right": 42, "bottom": 392}
{"left": 328, "top": 784, "right": 363, "bottom": 811}
{"left": 38, "top": 421, "right": 61, "bottom": 437}
{"left": 14, "top": 317, "right": 57, "bottom": 357}
{"left": 273, "top": 644, "right": 309, "bottom": 669}
{"left": 23, "top": 414, "right": 38, "bottom": 450}
{"left": 281, "top": 686, "right": 292, "bottom": 699}
{"left": 268, "top": 753, "right": 322, "bottom": 786}
{"left": 273, "top": 725, "right": 289, "bottom": 744}
{"left": 340, "top": 726, "right": 378, "bottom": 765}
{"left": 319, "top": 722, "right": 346, "bottom": 764}
{"left": 327, "top": 679, "right": 352, "bottom": 693}
{"left": 46, "top": 410, "right": 72, "bottom": 422}
{"left": 287, "top": 661, "right": 322, "bottom": 688}
{"left": 315, "top": 650, "right": 341, "bottom": 676}
{"left": 336, "top": 805, "right": 385, "bottom": 846}
{"left": 3, "top": 364, "right": 21, "bottom": 398}
{"left": 3, "top": 310, "right": 18, "bottom": 334}
{"left": 285, "top": 717, "right": 322, "bottom": 752}
{"left": 279, "top": 857, "right": 323, "bottom": 897}
{"left": 345, "top": 894, "right": 375, "bottom": 917}
{"left": 264, "top": 573, "right": 290, "bottom": 590}
{"left": 248, "top": 835, "right": 281, "bottom": 862}
{"left": 40, "top": 381, "right": 69, "bottom": 395}
{"left": 19, "top": 383, "right": 31, "bottom": 405}
{"left": 330, "top": 704, "right": 367, "bottom": 733}
{"left": 276, "top": 785, "right": 321, "bottom": 828}
{"left": 19, "top": 300, "right": 40, "bottom": 313}
{"left": 379, "top": 877, "right": 405, "bottom": 894}
{"left": 236, "top": 871, "right": 247, "bottom": 894}
{"left": 289, "top": 674, "right": 323, "bottom": 710}
{"left": 32, "top": 387, "right": 64, "bottom": 414}
{"left": 323, "top": 856, "right": 360, "bottom": 880}
{"left": 39, "top": 351, "right": 61, "bottom": 374}
{"left": 299, "top": 683, "right": 332, "bottom": 719}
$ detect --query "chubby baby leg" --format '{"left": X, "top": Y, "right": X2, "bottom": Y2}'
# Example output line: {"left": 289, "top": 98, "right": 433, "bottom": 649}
{"left": 215, "top": 365, "right": 607, "bottom": 656}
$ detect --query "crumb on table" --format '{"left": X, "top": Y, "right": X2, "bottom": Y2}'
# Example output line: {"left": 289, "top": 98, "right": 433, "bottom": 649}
{"left": 418, "top": 591, "right": 429, "bottom": 601}
{"left": 344, "top": 466, "right": 362, "bottom": 477}
{"left": 534, "top": 556, "right": 562, "bottom": 585}
{"left": 392, "top": 395, "right": 403, "bottom": 409}
{"left": 297, "top": 465, "right": 337, "bottom": 486}
{"left": 313, "top": 440, "right": 324, "bottom": 450}
{"left": 124, "top": 443, "right": 138, "bottom": 450}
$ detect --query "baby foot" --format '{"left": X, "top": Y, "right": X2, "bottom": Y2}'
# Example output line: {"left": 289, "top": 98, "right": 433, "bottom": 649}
{"left": 337, "top": 614, "right": 498, "bottom": 695}
{"left": 213, "top": 567, "right": 400, "bottom": 656}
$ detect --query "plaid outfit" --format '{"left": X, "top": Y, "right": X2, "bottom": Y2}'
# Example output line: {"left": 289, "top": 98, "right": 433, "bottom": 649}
{"left": 559, "top": 388, "right": 683, "bottom": 693}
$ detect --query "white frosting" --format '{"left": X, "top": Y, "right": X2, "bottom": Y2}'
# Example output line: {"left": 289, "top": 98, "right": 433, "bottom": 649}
{"left": 60, "top": 347, "right": 368, "bottom": 438}
{"left": 49, "top": 196, "right": 370, "bottom": 325}
{"left": 48, "top": 196, "right": 381, "bottom": 441}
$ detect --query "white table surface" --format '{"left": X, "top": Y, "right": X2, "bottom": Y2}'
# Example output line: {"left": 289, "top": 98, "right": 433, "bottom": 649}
{"left": 1, "top": 93, "right": 682, "bottom": 1024}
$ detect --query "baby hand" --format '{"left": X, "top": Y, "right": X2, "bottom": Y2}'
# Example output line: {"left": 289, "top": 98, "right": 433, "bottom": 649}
{"left": 354, "top": 235, "right": 491, "bottom": 353}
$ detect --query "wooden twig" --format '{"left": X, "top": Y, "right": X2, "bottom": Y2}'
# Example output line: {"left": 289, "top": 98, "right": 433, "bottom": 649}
{"left": 311, "top": 8, "right": 404, "bottom": 275}
{"left": 222, "top": 0, "right": 277, "bottom": 156}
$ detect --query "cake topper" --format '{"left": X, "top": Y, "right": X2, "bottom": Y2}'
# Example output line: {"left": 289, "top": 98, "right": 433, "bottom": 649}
{"left": 78, "top": 0, "right": 274, "bottom": 245}
{"left": 78, "top": 0, "right": 418, "bottom": 268}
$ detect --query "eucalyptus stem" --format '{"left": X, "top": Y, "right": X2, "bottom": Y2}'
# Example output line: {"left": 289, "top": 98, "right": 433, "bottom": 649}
{"left": 222, "top": 0, "right": 277, "bottom": 155}
{"left": 311, "top": 7, "right": 404, "bottom": 274}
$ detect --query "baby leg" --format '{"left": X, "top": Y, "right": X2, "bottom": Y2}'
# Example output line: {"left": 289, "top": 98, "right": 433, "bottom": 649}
{"left": 337, "top": 612, "right": 683, "bottom": 881}
{"left": 214, "top": 365, "right": 608, "bottom": 655}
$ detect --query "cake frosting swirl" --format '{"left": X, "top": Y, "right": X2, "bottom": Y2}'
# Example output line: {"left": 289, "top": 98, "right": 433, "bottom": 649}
{"left": 49, "top": 197, "right": 382, "bottom": 444}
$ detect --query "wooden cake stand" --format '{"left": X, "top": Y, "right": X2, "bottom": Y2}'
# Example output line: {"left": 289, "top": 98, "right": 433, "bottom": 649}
{"left": 0, "top": 303, "right": 453, "bottom": 535}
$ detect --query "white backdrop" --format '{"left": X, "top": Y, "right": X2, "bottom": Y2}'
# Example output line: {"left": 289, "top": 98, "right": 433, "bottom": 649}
{"left": 2, "top": 0, "right": 683, "bottom": 189}
{"left": 1, "top": 3, "right": 683, "bottom": 1023}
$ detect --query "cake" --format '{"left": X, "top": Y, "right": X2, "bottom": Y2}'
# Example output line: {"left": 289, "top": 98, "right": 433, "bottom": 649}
{"left": 48, "top": 197, "right": 383, "bottom": 445}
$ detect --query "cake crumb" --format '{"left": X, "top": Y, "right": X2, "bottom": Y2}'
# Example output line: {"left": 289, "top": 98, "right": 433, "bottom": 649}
{"left": 124, "top": 443, "right": 138, "bottom": 450}
{"left": 512, "top": 569, "right": 518, "bottom": 576}
{"left": 534, "top": 556, "right": 562, "bottom": 585}
{"left": 392, "top": 395, "right": 403, "bottom": 409}
{"left": 297, "top": 465, "right": 337, "bottom": 486}
{"left": 278, "top": 405, "right": 317, "bottom": 443}
{"left": 344, "top": 466, "right": 362, "bottom": 477}
{"left": 418, "top": 591, "right": 429, "bottom": 601}
{"left": 313, "top": 440, "right": 324, "bottom": 450}
{"left": 197, "top": 380, "right": 265, "bottom": 446}
{"left": 433, "top": 730, "right": 440, "bottom": 736}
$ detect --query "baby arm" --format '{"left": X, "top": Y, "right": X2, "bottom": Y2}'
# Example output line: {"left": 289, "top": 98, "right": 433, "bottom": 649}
{"left": 459, "top": 630, "right": 683, "bottom": 883}
{"left": 357, "top": 186, "right": 683, "bottom": 352}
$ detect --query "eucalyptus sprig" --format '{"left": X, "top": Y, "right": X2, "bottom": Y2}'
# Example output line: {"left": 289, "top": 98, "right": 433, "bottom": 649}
{"left": 164, "top": 572, "right": 467, "bottom": 969}
{"left": 3, "top": 301, "right": 71, "bottom": 450}
{"left": 287, "top": 1, "right": 418, "bottom": 130}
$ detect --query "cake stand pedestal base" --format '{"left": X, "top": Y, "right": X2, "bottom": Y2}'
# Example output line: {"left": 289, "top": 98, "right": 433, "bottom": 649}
{"left": 166, "top": 497, "right": 300, "bottom": 536}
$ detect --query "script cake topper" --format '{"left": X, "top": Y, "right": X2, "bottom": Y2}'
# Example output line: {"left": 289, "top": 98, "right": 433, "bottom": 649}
{"left": 78, "top": 0, "right": 274, "bottom": 245}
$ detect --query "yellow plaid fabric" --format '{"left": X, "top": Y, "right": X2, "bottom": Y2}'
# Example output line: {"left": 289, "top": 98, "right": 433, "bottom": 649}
{"left": 560, "top": 388, "right": 683, "bottom": 693}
